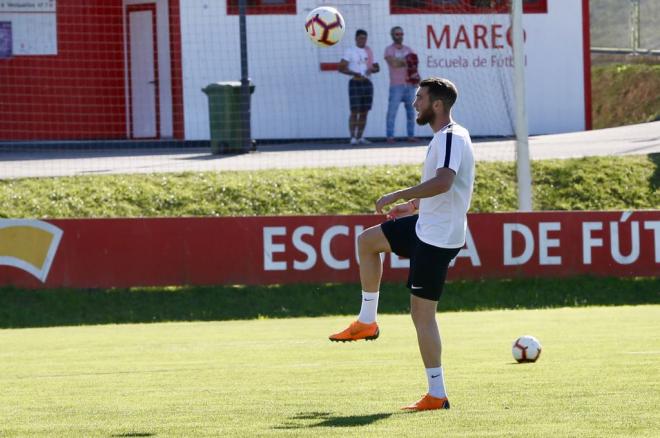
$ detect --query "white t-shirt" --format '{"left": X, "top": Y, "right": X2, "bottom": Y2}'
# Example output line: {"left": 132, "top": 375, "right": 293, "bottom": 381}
{"left": 341, "top": 46, "right": 369, "bottom": 76}
{"left": 416, "top": 122, "right": 475, "bottom": 249}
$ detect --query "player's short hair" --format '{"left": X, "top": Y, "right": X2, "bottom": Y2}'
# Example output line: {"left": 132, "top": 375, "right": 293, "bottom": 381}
{"left": 419, "top": 77, "right": 458, "bottom": 113}
{"left": 390, "top": 26, "right": 403, "bottom": 37}
{"left": 356, "top": 29, "right": 368, "bottom": 38}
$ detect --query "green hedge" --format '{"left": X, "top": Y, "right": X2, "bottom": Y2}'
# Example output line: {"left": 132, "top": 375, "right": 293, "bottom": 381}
{"left": 1, "top": 155, "right": 658, "bottom": 218}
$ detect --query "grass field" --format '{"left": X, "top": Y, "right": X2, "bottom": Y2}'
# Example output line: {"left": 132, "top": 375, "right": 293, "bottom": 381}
{"left": 1, "top": 306, "right": 658, "bottom": 437}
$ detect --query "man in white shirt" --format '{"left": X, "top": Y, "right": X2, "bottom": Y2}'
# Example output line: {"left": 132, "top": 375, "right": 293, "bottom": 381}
{"left": 338, "top": 29, "right": 379, "bottom": 145}
{"left": 329, "top": 77, "right": 475, "bottom": 412}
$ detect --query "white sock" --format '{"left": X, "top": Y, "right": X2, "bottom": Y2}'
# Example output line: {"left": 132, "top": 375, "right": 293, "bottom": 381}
{"left": 426, "top": 367, "right": 447, "bottom": 399}
{"left": 357, "top": 291, "right": 379, "bottom": 324}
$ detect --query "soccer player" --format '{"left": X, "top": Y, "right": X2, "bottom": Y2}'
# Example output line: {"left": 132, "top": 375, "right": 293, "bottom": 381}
{"left": 329, "top": 77, "right": 475, "bottom": 412}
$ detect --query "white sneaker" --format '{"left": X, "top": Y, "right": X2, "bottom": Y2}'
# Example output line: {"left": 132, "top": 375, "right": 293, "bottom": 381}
{"left": 350, "top": 137, "right": 358, "bottom": 145}
{"left": 358, "top": 137, "right": 371, "bottom": 144}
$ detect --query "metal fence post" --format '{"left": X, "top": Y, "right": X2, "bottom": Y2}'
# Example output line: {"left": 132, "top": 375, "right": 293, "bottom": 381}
{"left": 630, "top": 0, "right": 640, "bottom": 54}
{"left": 238, "top": 0, "right": 252, "bottom": 153}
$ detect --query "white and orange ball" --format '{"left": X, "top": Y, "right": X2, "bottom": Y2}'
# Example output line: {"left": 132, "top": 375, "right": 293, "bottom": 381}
{"left": 304, "top": 6, "right": 345, "bottom": 47}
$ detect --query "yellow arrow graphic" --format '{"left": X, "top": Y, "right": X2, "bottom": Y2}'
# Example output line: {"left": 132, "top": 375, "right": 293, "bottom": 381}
{"left": 0, "top": 220, "right": 63, "bottom": 282}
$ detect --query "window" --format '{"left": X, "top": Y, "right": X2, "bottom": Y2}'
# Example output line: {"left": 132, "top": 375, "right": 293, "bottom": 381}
{"left": 390, "top": 0, "right": 547, "bottom": 14}
{"left": 227, "top": 0, "right": 296, "bottom": 15}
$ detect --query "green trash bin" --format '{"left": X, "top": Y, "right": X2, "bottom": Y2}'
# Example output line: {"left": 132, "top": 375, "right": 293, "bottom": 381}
{"left": 202, "top": 81, "right": 255, "bottom": 154}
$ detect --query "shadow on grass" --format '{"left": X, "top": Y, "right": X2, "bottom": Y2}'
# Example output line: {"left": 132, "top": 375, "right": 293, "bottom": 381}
{"left": 110, "top": 433, "right": 155, "bottom": 437}
{"left": 274, "top": 411, "right": 392, "bottom": 429}
{"left": 0, "top": 276, "right": 658, "bottom": 328}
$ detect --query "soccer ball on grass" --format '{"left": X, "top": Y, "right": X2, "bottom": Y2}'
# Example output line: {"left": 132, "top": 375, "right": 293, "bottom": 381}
{"left": 512, "top": 335, "right": 542, "bottom": 363}
{"left": 304, "top": 6, "right": 345, "bottom": 47}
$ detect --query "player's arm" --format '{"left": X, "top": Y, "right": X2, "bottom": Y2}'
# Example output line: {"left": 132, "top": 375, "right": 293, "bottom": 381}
{"left": 384, "top": 197, "right": 419, "bottom": 220}
{"left": 338, "top": 59, "right": 362, "bottom": 78}
{"left": 376, "top": 168, "right": 455, "bottom": 214}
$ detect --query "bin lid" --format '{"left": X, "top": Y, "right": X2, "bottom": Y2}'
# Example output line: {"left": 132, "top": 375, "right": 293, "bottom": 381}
{"left": 210, "top": 81, "right": 242, "bottom": 87}
{"left": 202, "top": 80, "right": 255, "bottom": 94}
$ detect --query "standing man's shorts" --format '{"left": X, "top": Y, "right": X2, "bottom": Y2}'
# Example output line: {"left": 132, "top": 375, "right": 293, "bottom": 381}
{"left": 349, "top": 77, "right": 374, "bottom": 112}
{"left": 380, "top": 214, "right": 461, "bottom": 301}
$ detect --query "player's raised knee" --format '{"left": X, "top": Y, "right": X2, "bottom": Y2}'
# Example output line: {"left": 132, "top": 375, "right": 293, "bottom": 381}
{"left": 358, "top": 226, "right": 386, "bottom": 253}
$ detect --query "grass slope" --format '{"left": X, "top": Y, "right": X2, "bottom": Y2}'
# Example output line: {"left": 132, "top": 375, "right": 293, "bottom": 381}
{"left": 1, "top": 155, "right": 658, "bottom": 218}
{"left": 592, "top": 64, "right": 660, "bottom": 129}
{"left": 0, "top": 306, "right": 658, "bottom": 437}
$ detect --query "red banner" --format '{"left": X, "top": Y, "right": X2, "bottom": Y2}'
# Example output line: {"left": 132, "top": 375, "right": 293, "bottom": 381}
{"left": 0, "top": 211, "right": 658, "bottom": 289}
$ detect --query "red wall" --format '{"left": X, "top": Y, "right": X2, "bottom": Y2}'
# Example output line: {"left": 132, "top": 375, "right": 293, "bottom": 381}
{"left": 168, "top": 0, "right": 184, "bottom": 141}
{"left": 0, "top": 1, "right": 126, "bottom": 141}
{"left": 0, "top": 1, "right": 184, "bottom": 142}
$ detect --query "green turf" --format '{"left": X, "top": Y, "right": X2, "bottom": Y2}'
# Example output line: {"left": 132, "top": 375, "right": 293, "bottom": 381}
{"left": 1, "top": 276, "right": 658, "bottom": 328}
{"left": 0, "top": 306, "right": 658, "bottom": 437}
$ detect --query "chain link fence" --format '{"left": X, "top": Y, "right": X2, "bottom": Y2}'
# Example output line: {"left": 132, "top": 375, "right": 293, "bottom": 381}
{"left": 591, "top": 0, "right": 660, "bottom": 54}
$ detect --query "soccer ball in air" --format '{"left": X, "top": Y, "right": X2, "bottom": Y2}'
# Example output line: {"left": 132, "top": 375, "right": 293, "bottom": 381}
{"left": 304, "top": 6, "right": 345, "bottom": 47}
{"left": 512, "top": 335, "right": 542, "bottom": 363}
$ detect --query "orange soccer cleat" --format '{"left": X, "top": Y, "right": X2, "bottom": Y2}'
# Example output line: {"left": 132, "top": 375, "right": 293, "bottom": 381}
{"left": 329, "top": 320, "right": 380, "bottom": 342}
{"left": 401, "top": 394, "right": 450, "bottom": 411}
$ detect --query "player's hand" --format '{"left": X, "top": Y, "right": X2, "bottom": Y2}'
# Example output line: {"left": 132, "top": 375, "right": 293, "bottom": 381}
{"left": 375, "top": 192, "right": 401, "bottom": 215}
{"left": 386, "top": 201, "right": 416, "bottom": 220}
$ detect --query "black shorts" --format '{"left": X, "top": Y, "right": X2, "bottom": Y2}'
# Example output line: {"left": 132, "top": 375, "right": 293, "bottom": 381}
{"left": 349, "top": 78, "right": 373, "bottom": 112}
{"left": 380, "top": 215, "right": 461, "bottom": 301}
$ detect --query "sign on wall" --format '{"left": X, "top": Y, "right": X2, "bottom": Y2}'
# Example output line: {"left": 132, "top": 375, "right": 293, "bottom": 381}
{"left": 0, "top": 211, "right": 657, "bottom": 289}
{"left": 0, "top": 1, "right": 57, "bottom": 55}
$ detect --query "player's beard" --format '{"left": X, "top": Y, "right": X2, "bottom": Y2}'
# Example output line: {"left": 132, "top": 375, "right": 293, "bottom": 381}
{"left": 416, "top": 105, "right": 434, "bottom": 126}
